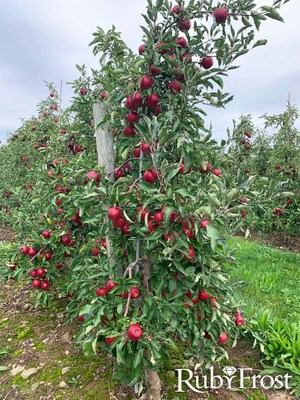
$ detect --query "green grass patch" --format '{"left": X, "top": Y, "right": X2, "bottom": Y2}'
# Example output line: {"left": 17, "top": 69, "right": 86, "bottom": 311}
{"left": 228, "top": 237, "right": 300, "bottom": 323}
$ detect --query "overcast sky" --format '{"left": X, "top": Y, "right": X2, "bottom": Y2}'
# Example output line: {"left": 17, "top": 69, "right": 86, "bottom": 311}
{"left": 0, "top": 0, "right": 299, "bottom": 143}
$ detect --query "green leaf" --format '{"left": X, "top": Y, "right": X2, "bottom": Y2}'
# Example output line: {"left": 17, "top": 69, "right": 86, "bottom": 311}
{"left": 261, "top": 6, "right": 284, "bottom": 22}
{"left": 252, "top": 39, "right": 268, "bottom": 48}
{"left": 0, "top": 366, "right": 10, "bottom": 372}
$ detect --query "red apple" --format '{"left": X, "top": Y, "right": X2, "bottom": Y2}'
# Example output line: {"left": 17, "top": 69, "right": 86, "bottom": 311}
{"left": 108, "top": 206, "right": 122, "bottom": 220}
{"left": 123, "top": 126, "right": 136, "bottom": 137}
{"left": 125, "top": 96, "right": 136, "bottom": 110}
{"left": 212, "top": 168, "right": 221, "bottom": 177}
{"left": 218, "top": 332, "right": 228, "bottom": 345}
{"left": 198, "top": 290, "right": 211, "bottom": 301}
{"left": 144, "top": 169, "right": 158, "bottom": 184}
{"left": 96, "top": 287, "right": 108, "bottom": 297}
{"left": 127, "top": 323, "right": 143, "bottom": 341}
{"left": 175, "top": 36, "right": 187, "bottom": 47}
{"left": 28, "top": 247, "right": 37, "bottom": 257}
{"left": 199, "top": 161, "right": 212, "bottom": 173}
{"left": 42, "top": 231, "right": 51, "bottom": 239}
{"left": 140, "top": 75, "right": 153, "bottom": 90}
{"left": 201, "top": 56, "right": 214, "bottom": 69}
{"left": 130, "top": 286, "right": 141, "bottom": 299}
{"left": 138, "top": 44, "right": 146, "bottom": 55}
{"left": 213, "top": 7, "right": 229, "bottom": 23}
{"left": 20, "top": 245, "right": 30, "bottom": 255}
{"left": 169, "top": 80, "right": 182, "bottom": 93}
{"left": 32, "top": 279, "right": 41, "bottom": 289}
{"left": 146, "top": 93, "right": 160, "bottom": 108}
{"left": 150, "top": 64, "right": 161, "bottom": 76}
{"left": 92, "top": 247, "right": 101, "bottom": 257}
{"left": 171, "top": 4, "right": 183, "bottom": 14}
{"left": 126, "top": 112, "right": 141, "bottom": 124}
{"left": 140, "top": 142, "right": 151, "bottom": 155}
{"left": 106, "top": 281, "right": 117, "bottom": 292}
{"left": 100, "top": 91, "right": 108, "bottom": 99}
{"left": 87, "top": 170, "right": 101, "bottom": 182}
{"left": 36, "top": 267, "right": 46, "bottom": 278}
{"left": 178, "top": 19, "right": 191, "bottom": 31}
{"left": 41, "top": 281, "right": 50, "bottom": 291}
{"left": 79, "top": 88, "right": 88, "bottom": 96}
{"left": 132, "top": 92, "right": 143, "bottom": 107}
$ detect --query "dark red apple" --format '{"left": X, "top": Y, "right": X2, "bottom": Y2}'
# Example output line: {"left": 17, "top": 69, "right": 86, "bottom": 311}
{"left": 175, "top": 36, "right": 187, "bottom": 47}
{"left": 178, "top": 19, "right": 191, "bottom": 31}
{"left": 126, "top": 112, "right": 141, "bottom": 124}
{"left": 201, "top": 56, "right": 214, "bottom": 69}
{"left": 140, "top": 75, "right": 153, "bottom": 90}
{"left": 108, "top": 206, "right": 122, "bottom": 220}
{"left": 146, "top": 93, "right": 160, "bottom": 108}
{"left": 123, "top": 126, "right": 136, "bottom": 137}
{"left": 96, "top": 287, "right": 108, "bottom": 297}
{"left": 213, "top": 7, "right": 229, "bottom": 24}
{"left": 127, "top": 323, "right": 143, "bottom": 341}
{"left": 169, "top": 80, "right": 182, "bottom": 93}
{"left": 144, "top": 169, "right": 158, "bottom": 184}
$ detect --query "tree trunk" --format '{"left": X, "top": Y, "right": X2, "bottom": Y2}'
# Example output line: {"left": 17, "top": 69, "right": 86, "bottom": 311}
{"left": 144, "top": 350, "right": 162, "bottom": 400}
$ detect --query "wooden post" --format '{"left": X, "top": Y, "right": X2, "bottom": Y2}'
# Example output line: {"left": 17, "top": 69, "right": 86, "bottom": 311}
{"left": 93, "top": 102, "right": 115, "bottom": 265}
{"left": 93, "top": 102, "right": 115, "bottom": 179}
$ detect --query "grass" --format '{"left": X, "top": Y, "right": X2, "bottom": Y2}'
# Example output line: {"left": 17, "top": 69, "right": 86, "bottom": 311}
{"left": 228, "top": 237, "right": 300, "bottom": 324}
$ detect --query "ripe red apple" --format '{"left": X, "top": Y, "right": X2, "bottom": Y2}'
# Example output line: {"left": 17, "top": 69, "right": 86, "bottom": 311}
{"left": 36, "top": 268, "right": 46, "bottom": 278}
{"left": 175, "top": 36, "right": 187, "bottom": 48}
{"left": 241, "top": 209, "right": 247, "bottom": 218}
{"left": 183, "top": 246, "right": 195, "bottom": 262}
{"left": 218, "top": 332, "right": 228, "bottom": 345}
{"left": 147, "top": 218, "right": 158, "bottom": 233}
{"left": 106, "top": 281, "right": 117, "bottom": 292}
{"left": 154, "top": 211, "right": 164, "bottom": 224}
{"left": 123, "top": 126, "right": 136, "bottom": 137}
{"left": 45, "top": 250, "right": 52, "bottom": 261}
{"left": 200, "top": 219, "right": 210, "bottom": 229}
{"left": 133, "top": 147, "right": 141, "bottom": 158}
{"left": 92, "top": 247, "right": 101, "bottom": 257}
{"left": 125, "top": 96, "right": 136, "bottom": 110}
{"left": 29, "top": 269, "right": 37, "bottom": 278}
{"left": 87, "top": 170, "right": 101, "bottom": 182}
{"left": 106, "top": 336, "right": 118, "bottom": 345}
{"left": 77, "top": 315, "right": 85, "bottom": 323}
{"left": 127, "top": 323, "right": 143, "bottom": 341}
{"left": 198, "top": 290, "right": 211, "bottom": 301}
{"left": 171, "top": 4, "right": 183, "bottom": 14}
{"left": 20, "top": 245, "right": 30, "bottom": 255}
{"left": 112, "top": 217, "right": 127, "bottom": 229}
{"left": 79, "top": 88, "right": 88, "bottom": 96}
{"left": 240, "top": 197, "right": 248, "bottom": 203}
{"left": 96, "top": 287, "right": 108, "bottom": 297}
{"left": 201, "top": 56, "right": 214, "bottom": 69}
{"left": 32, "top": 279, "right": 41, "bottom": 289}
{"left": 50, "top": 92, "right": 54, "bottom": 97}
{"left": 41, "top": 281, "right": 50, "bottom": 291}
{"left": 169, "top": 80, "right": 182, "bottom": 93}
{"left": 153, "top": 106, "right": 162, "bottom": 116}
{"left": 149, "top": 64, "right": 161, "bottom": 76}
{"left": 199, "top": 161, "right": 212, "bottom": 173}
{"left": 126, "top": 112, "right": 141, "bottom": 124}
{"left": 212, "top": 168, "right": 221, "bottom": 177}
{"left": 140, "top": 75, "right": 153, "bottom": 90}
{"left": 138, "top": 44, "right": 146, "bottom": 55}
{"left": 213, "top": 7, "right": 229, "bottom": 23}
{"left": 140, "top": 142, "right": 151, "bottom": 155}
{"left": 235, "top": 314, "right": 245, "bottom": 326}
{"left": 100, "top": 91, "right": 108, "bottom": 99}
{"left": 178, "top": 18, "right": 191, "bottom": 31}
{"left": 144, "top": 169, "right": 158, "bottom": 184}
{"left": 130, "top": 286, "right": 141, "bottom": 299}
{"left": 28, "top": 247, "right": 37, "bottom": 257}
{"left": 108, "top": 206, "right": 122, "bottom": 220}
{"left": 146, "top": 93, "right": 160, "bottom": 108}
{"left": 55, "top": 263, "right": 63, "bottom": 269}
{"left": 42, "top": 230, "right": 51, "bottom": 239}
{"left": 132, "top": 92, "right": 143, "bottom": 107}
{"left": 60, "top": 235, "right": 71, "bottom": 246}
